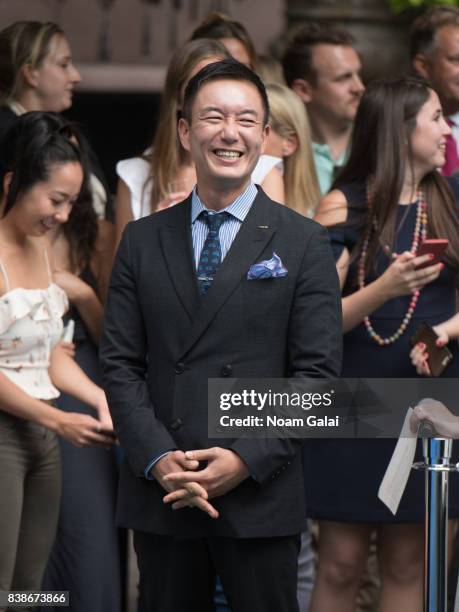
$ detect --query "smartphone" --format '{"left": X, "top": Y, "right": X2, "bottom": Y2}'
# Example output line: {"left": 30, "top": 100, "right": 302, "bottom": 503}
{"left": 415, "top": 239, "right": 449, "bottom": 269}
{"left": 98, "top": 429, "right": 118, "bottom": 439}
{"left": 410, "top": 322, "right": 453, "bottom": 377}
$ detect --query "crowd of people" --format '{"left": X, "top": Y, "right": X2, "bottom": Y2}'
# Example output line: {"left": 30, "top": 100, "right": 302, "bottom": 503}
{"left": 1, "top": 7, "right": 459, "bottom": 612}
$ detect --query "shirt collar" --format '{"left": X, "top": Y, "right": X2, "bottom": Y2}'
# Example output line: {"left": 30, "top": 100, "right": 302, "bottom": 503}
{"left": 312, "top": 141, "right": 348, "bottom": 165}
{"left": 191, "top": 182, "right": 258, "bottom": 224}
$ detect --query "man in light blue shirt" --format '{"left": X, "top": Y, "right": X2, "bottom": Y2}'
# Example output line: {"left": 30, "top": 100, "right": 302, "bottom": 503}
{"left": 282, "top": 22, "right": 364, "bottom": 194}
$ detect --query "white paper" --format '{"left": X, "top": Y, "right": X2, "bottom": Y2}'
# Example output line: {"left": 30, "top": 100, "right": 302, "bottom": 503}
{"left": 378, "top": 408, "right": 418, "bottom": 515}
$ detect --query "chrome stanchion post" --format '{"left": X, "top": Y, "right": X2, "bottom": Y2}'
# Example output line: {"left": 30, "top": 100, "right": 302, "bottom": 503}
{"left": 413, "top": 421, "right": 454, "bottom": 612}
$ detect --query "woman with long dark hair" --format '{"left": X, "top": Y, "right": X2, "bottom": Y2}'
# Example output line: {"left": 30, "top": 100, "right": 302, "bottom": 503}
{"left": 0, "top": 111, "right": 115, "bottom": 604}
{"left": 41, "top": 134, "right": 120, "bottom": 612}
{"left": 306, "top": 76, "right": 459, "bottom": 612}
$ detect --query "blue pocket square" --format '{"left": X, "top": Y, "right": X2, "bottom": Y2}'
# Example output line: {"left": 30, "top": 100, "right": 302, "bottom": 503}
{"left": 247, "top": 252, "right": 288, "bottom": 280}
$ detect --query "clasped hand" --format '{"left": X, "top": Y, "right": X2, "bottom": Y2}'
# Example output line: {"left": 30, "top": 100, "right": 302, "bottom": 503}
{"left": 153, "top": 448, "right": 249, "bottom": 519}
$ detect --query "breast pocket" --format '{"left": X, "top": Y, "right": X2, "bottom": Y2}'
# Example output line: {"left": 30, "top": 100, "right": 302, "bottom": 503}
{"left": 240, "top": 276, "right": 293, "bottom": 334}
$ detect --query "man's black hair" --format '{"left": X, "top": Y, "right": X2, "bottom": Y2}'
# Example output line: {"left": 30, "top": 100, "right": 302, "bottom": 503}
{"left": 181, "top": 58, "right": 269, "bottom": 126}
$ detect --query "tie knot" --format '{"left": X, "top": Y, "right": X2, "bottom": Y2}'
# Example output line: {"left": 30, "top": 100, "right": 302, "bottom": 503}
{"left": 201, "top": 210, "right": 230, "bottom": 232}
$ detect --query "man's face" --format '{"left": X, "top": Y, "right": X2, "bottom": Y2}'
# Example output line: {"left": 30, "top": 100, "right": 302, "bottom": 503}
{"left": 418, "top": 25, "right": 459, "bottom": 114}
{"left": 178, "top": 79, "right": 268, "bottom": 193}
{"left": 296, "top": 44, "right": 364, "bottom": 127}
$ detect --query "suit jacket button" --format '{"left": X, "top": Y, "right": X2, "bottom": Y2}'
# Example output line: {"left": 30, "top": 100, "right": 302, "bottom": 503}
{"left": 170, "top": 418, "right": 183, "bottom": 431}
{"left": 221, "top": 364, "right": 232, "bottom": 377}
{"left": 175, "top": 362, "right": 185, "bottom": 374}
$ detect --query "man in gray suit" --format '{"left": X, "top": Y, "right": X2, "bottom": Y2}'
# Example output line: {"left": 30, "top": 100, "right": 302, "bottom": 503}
{"left": 101, "top": 59, "right": 342, "bottom": 612}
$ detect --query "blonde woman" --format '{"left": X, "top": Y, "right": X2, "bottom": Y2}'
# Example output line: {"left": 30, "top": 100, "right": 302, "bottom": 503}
{"left": 115, "top": 40, "right": 286, "bottom": 242}
{"left": 262, "top": 83, "right": 321, "bottom": 217}
{"left": 0, "top": 21, "right": 112, "bottom": 221}
{"left": 115, "top": 39, "right": 231, "bottom": 243}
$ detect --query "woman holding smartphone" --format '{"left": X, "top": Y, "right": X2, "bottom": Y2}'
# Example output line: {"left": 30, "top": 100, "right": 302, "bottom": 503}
{"left": 0, "top": 112, "right": 115, "bottom": 603}
{"left": 306, "top": 76, "right": 459, "bottom": 612}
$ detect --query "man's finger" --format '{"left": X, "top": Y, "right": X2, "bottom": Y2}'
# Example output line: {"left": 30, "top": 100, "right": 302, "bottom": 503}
{"left": 171, "top": 450, "right": 200, "bottom": 470}
{"left": 163, "top": 488, "right": 203, "bottom": 505}
{"left": 185, "top": 448, "right": 217, "bottom": 461}
{"left": 177, "top": 458, "right": 200, "bottom": 470}
{"left": 184, "top": 482, "right": 208, "bottom": 497}
{"left": 163, "top": 483, "right": 208, "bottom": 504}
{"left": 163, "top": 470, "right": 208, "bottom": 484}
{"left": 172, "top": 496, "right": 219, "bottom": 519}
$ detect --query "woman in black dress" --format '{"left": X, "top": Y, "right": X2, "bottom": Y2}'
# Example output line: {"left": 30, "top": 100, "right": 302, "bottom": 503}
{"left": 306, "top": 76, "right": 459, "bottom": 612}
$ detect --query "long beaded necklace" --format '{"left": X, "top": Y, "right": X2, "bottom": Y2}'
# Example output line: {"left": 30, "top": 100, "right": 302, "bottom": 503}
{"left": 358, "top": 189, "right": 428, "bottom": 346}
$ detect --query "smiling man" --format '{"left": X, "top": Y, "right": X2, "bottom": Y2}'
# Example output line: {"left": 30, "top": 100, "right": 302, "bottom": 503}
{"left": 101, "top": 59, "right": 342, "bottom": 612}
{"left": 282, "top": 23, "right": 364, "bottom": 194}
{"left": 411, "top": 6, "right": 459, "bottom": 176}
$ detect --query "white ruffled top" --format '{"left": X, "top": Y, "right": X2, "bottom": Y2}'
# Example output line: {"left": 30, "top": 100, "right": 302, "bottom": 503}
{"left": 0, "top": 253, "right": 68, "bottom": 399}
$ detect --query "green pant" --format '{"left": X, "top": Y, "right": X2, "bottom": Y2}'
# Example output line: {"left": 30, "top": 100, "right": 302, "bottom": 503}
{"left": 0, "top": 412, "right": 60, "bottom": 612}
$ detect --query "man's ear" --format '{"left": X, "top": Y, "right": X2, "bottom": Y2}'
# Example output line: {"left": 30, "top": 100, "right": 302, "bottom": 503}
{"left": 21, "top": 63, "right": 40, "bottom": 88}
{"left": 412, "top": 53, "right": 430, "bottom": 79}
{"left": 177, "top": 117, "right": 191, "bottom": 153}
{"left": 282, "top": 134, "right": 298, "bottom": 158}
{"left": 291, "top": 78, "right": 313, "bottom": 103}
{"left": 260, "top": 123, "right": 270, "bottom": 154}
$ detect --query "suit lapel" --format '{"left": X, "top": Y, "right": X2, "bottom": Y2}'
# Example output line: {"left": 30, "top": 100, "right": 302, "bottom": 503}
{"left": 159, "top": 199, "right": 201, "bottom": 322}
{"left": 178, "top": 191, "right": 276, "bottom": 359}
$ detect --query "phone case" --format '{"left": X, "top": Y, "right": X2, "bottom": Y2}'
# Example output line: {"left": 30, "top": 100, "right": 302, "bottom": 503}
{"left": 410, "top": 322, "right": 453, "bottom": 377}
{"left": 415, "top": 239, "right": 448, "bottom": 269}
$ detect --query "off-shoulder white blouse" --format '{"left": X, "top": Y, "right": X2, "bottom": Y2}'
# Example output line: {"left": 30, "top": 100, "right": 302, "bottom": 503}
{"left": 0, "top": 252, "right": 68, "bottom": 399}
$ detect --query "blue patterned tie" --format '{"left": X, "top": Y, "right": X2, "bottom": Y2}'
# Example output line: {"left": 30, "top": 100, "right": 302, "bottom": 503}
{"left": 197, "top": 211, "right": 230, "bottom": 295}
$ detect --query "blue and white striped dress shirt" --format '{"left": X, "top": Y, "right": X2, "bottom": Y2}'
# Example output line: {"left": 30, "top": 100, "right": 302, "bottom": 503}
{"left": 191, "top": 182, "right": 258, "bottom": 268}
{"left": 144, "top": 182, "right": 258, "bottom": 479}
